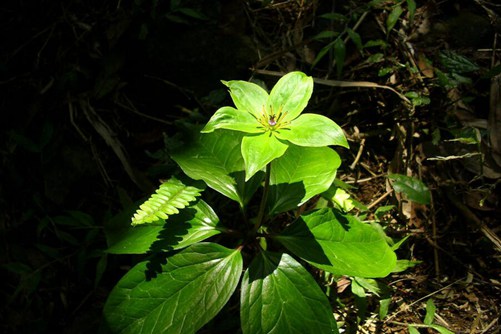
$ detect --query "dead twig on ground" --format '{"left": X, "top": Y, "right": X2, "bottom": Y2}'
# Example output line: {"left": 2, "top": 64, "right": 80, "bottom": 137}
{"left": 252, "top": 69, "right": 411, "bottom": 104}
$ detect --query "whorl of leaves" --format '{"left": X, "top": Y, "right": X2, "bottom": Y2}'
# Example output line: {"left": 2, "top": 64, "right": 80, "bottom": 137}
{"left": 131, "top": 177, "right": 203, "bottom": 226}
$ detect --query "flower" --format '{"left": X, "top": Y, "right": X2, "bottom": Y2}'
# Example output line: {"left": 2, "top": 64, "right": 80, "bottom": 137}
{"left": 201, "top": 71, "right": 348, "bottom": 180}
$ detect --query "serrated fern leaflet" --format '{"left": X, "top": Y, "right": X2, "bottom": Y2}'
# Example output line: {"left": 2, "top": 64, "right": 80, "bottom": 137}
{"left": 131, "top": 177, "right": 203, "bottom": 226}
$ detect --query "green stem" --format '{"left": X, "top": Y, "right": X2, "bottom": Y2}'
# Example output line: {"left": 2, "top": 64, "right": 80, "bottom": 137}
{"left": 253, "top": 163, "right": 271, "bottom": 235}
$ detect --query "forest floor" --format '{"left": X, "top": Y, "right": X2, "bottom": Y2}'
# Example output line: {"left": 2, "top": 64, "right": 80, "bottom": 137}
{"left": 1, "top": 0, "right": 500, "bottom": 333}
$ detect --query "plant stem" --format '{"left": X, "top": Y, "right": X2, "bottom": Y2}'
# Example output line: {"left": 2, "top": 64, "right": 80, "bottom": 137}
{"left": 253, "top": 163, "right": 271, "bottom": 235}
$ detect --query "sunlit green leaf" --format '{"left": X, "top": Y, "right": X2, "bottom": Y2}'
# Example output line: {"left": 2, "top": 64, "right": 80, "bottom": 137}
{"left": 241, "top": 132, "right": 288, "bottom": 181}
{"left": 408, "top": 326, "right": 420, "bottom": 334}
{"left": 268, "top": 71, "right": 313, "bottom": 123}
{"left": 268, "top": 146, "right": 340, "bottom": 214}
{"left": 223, "top": 80, "right": 269, "bottom": 118}
{"left": 379, "top": 298, "right": 391, "bottom": 320}
{"left": 276, "top": 113, "right": 349, "bottom": 148}
{"left": 276, "top": 208, "right": 397, "bottom": 277}
{"left": 172, "top": 130, "right": 262, "bottom": 206}
{"left": 102, "top": 243, "right": 242, "bottom": 334}
{"left": 428, "top": 324, "right": 455, "bottom": 334}
{"left": 354, "top": 277, "right": 381, "bottom": 296}
{"left": 424, "top": 299, "right": 436, "bottom": 325}
{"left": 201, "top": 106, "right": 262, "bottom": 134}
{"left": 106, "top": 200, "right": 223, "bottom": 254}
{"left": 241, "top": 251, "right": 338, "bottom": 334}
{"left": 131, "top": 177, "right": 203, "bottom": 226}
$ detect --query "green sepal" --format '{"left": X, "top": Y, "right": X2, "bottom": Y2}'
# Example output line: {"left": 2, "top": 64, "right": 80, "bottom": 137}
{"left": 201, "top": 106, "right": 263, "bottom": 134}
{"left": 268, "top": 145, "right": 341, "bottom": 214}
{"left": 223, "top": 80, "right": 268, "bottom": 119}
{"left": 241, "top": 133, "right": 288, "bottom": 181}
{"left": 268, "top": 71, "right": 313, "bottom": 123}
{"left": 276, "top": 113, "right": 349, "bottom": 148}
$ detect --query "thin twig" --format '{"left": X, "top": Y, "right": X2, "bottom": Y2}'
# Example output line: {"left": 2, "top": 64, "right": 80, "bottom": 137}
{"left": 343, "top": 174, "right": 385, "bottom": 184}
{"left": 68, "top": 98, "right": 88, "bottom": 141}
{"left": 116, "top": 94, "right": 173, "bottom": 125}
{"left": 253, "top": 69, "right": 411, "bottom": 104}
{"left": 350, "top": 138, "right": 366, "bottom": 170}
{"left": 384, "top": 277, "right": 466, "bottom": 323}
{"left": 367, "top": 189, "right": 393, "bottom": 210}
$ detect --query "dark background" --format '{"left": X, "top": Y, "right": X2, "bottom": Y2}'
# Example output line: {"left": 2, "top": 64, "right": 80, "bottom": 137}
{"left": 1, "top": 0, "right": 500, "bottom": 333}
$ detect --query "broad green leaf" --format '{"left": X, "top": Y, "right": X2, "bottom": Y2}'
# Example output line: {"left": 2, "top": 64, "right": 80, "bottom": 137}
{"left": 424, "top": 299, "right": 436, "bottom": 325}
{"left": 379, "top": 298, "right": 391, "bottom": 319}
{"left": 354, "top": 277, "right": 381, "bottom": 296}
{"left": 131, "top": 177, "right": 203, "bottom": 226}
{"left": 201, "top": 106, "right": 262, "bottom": 134}
{"left": 321, "top": 183, "right": 368, "bottom": 212}
{"left": 102, "top": 243, "right": 243, "bottom": 334}
{"left": 172, "top": 130, "right": 262, "bottom": 206}
{"left": 106, "top": 200, "right": 223, "bottom": 254}
{"left": 241, "top": 133, "right": 288, "bottom": 181}
{"left": 268, "top": 71, "right": 313, "bottom": 123}
{"left": 386, "top": 5, "right": 403, "bottom": 34}
{"left": 388, "top": 174, "right": 431, "bottom": 205}
{"left": 428, "top": 324, "right": 455, "bottom": 334}
{"left": 408, "top": 326, "right": 420, "bottom": 334}
{"left": 276, "top": 114, "right": 349, "bottom": 148}
{"left": 276, "top": 208, "right": 397, "bottom": 277}
{"left": 268, "top": 146, "right": 340, "bottom": 214}
{"left": 241, "top": 251, "right": 338, "bottom": 334}
{"left": 223, "top": 80, "right": 269, "bottom": 118}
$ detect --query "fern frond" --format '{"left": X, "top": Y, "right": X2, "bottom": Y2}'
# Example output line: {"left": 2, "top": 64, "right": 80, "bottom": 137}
{"left": 131, "top": 177, "right": 203, "bottom": 226}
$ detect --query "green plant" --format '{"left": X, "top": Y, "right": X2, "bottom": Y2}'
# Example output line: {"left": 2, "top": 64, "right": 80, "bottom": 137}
{"left": 101, "top": 71, "right": 399, "bottom": 333}
{"left": 406, "top": 299, "right": 454, "bottom": 334}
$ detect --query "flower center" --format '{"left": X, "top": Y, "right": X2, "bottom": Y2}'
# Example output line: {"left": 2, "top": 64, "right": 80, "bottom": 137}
{"left": 258, "top": 105, "right": 289, "bottom": 131}
{"left": 268, "top": 116, "right": 277, "bottom": 126}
